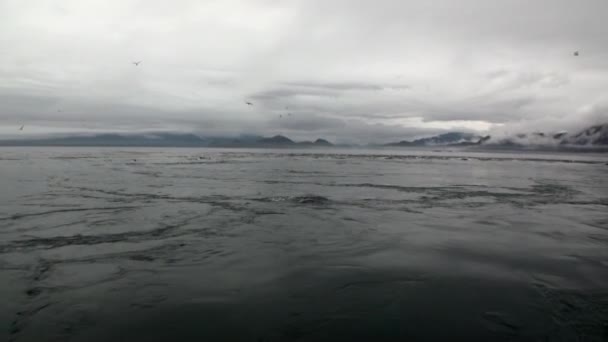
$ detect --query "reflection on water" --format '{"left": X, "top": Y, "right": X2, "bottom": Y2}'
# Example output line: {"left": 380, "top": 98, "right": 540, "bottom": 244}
{"left": 1, "top": 147, "right": 607, "bottom": 341}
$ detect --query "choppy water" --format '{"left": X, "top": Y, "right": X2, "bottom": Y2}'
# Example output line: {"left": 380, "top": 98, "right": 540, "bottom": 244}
{"left": 1, "top": 147, "right": 608, "bottom": 341}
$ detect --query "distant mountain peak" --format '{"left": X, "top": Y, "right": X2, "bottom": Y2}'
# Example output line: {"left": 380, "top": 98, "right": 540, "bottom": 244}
{"left": 313, "top": 138, "right": 333, "bottom": 146}
{"left": 257, "top": 135, "right": 295, "bottom": 145}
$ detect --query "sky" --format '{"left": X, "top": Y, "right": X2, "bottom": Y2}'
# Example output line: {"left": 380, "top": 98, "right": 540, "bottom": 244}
{"left": 1, "top": 0, "right": 607, "bottom": 143}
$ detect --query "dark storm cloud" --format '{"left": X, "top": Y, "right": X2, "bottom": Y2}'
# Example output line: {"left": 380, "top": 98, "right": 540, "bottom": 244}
{"left": 1, "top": 0, "right": 607, "bottom": 141}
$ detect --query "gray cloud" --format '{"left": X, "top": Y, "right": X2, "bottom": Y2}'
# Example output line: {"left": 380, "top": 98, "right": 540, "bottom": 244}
{"left": 251, "top": 88, "right": 339, "bottom": 101}
{"left": 284, "top": 81, "right": 410, "bottom": 91}
{"left": 1, "top": 0, "right": 607, "bottom": 142}
{"left": 271, "top": 113, "right": 346, "bottom": 132}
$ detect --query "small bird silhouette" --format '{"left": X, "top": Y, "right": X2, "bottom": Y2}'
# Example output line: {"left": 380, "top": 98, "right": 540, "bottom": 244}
{"left": 573, "top": 51, "right": 579, "bottom": 56}
{"left": 19, "top": 125, "right": 24, "bottom": 131}
{"left": 246, "top": 101, "right": 253, "bottom": 106}
{"left": 133, "top": 61, "right": 142, "bottom": 66}
{"left": 279, "top": 114, "right": 283, "bottom": 118}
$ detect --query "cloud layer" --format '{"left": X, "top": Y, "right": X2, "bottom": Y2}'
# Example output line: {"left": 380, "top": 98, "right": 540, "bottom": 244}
{"left": 1, "top": 0, "right": 607, "bottom": 142}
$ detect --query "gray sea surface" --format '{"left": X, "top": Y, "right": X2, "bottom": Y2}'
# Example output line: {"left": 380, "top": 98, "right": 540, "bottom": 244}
{"left": 1, "top": 147, "right": 608, "bottom": 341}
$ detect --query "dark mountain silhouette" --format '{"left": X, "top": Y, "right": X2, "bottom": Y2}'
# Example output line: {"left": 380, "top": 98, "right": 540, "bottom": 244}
{"left": 256, "top": 135, "right": 295, "bottom": 145}
{"left": 299, "top": 138, "right": 333, "bottom": 145}
{"left": 313, "top": 138, "right": 333, "bottom": 146}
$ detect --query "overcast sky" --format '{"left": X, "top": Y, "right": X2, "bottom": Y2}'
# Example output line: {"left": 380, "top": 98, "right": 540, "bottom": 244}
{"left": 1, "top": 0, "right": 607, "bottom": 143}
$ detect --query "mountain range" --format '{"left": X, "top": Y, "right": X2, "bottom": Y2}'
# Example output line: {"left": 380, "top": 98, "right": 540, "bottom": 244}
{"left": 384, "top": 132, "right": 481, "bottom": 147}
{"left": 0, "top": 133, "right": 334, "bottom": 148}
{"left": 384, "top": 123, "right": 608, "bottom": 149}
{"left": 1, "top": 123, "right": 606, "bottom": 150}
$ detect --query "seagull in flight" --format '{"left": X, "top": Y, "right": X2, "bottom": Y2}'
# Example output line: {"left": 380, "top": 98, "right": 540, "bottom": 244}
{"left": 133, "top": 61, "right": 142, "bottom": 66}
{"left": 19, "top": 125, "right": 24, "bottom": 131}
{"left": 246, "top": 101, "right": 253, "bottom": 106}
{"left": 573, "top": 51, "right": 579, "bottom": 56}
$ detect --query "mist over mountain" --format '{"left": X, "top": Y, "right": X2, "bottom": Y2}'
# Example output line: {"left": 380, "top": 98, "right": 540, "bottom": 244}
{"left": 382, "top": 123, "right": 608, "bottom": 149}
{"left": 384, "top": 132, "right": 482, "bottom": 147}
{"left": 480, "top": 123, "right": 608, "bottom": 148}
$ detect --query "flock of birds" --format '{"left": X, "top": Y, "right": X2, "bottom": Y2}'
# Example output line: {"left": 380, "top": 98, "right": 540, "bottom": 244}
{"left": 17, "top": 51, "right": 582, "bottom": 132}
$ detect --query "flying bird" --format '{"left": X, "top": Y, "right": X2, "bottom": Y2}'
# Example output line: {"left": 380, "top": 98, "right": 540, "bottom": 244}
{"left": 246, "top": 101, "right": 253, "bottom": 106}
{"left": 19, "top": 125, "right": 24, "bottom": 131}
{"left": 573, "top": 51, "right": 579, "bottom": 56}
{"left": 133, "top": 61, "right": 142, "bottom": 66}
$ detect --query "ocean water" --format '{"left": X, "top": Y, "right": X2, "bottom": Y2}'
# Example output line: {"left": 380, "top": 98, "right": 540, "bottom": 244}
{"left": 1, "top": 147, "right": 607, "bottom": 341}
